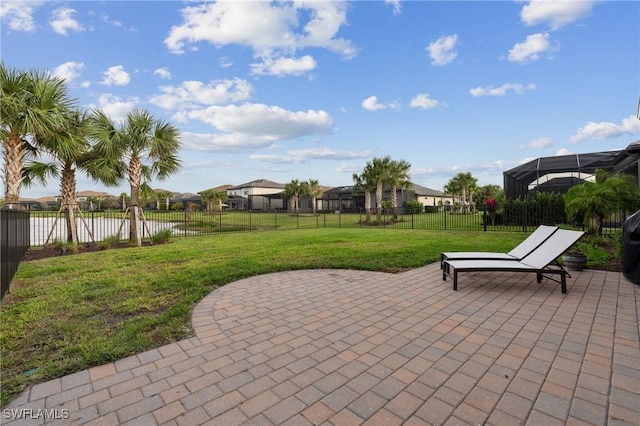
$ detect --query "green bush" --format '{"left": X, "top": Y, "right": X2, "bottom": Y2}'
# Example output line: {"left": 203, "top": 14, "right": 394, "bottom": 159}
{"left": 151, "top": 229, "right": 173, "bottom": 244}
{"left": 405, "top": 200, "right": 424, "bottom": 214}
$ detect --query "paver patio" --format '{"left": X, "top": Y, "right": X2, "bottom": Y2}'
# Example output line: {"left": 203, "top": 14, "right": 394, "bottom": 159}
{"left": 3, "top": 263, "right": 639, "bottom": 425}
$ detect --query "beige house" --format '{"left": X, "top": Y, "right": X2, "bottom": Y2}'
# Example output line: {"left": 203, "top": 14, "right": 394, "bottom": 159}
{"left": 411, "top": 184, "right": 455, "bottom": 208}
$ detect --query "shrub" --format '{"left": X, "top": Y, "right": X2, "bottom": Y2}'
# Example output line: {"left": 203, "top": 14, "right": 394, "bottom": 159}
{"left": 404, "top": 200, "right": 424, "bottom": 214}
{"left": 98, "top": 234, "right": 120, "bottom": 250}
{"left": 151, "top": 229, "right": 173, "bottom": 245}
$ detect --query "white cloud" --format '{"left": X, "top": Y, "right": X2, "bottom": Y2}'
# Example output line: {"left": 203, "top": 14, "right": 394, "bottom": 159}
{"left": 180, "top": 131, "right": 277, "bottom": 152}
{"left": 336, "top": 163, "right": 363, "bottom": 174}
{"left": 362, "top": 96, "right": 400, "bottom": 111}
{"left": 569, "top": 116, "right": 640, "bottom": 143}
{"left": 251, "top": 55, "right": 317, "bottom": 77}
{"left": 178, "top": 103, "right": 333, "bottom": 152}
{"left": 220, "top": 57, "right": 233, "bottom": 68}
{"left": 251, "top": 148, "right": 371, "bottom": 164}
{"left": 154, "top": 67, "right": 172, "bottom": 80}
{"left": 520, "top": 0, "right": 596, "bottom": 30}
{"left": 93, "top": 94, "right": 139, "bottom": 124}
{"left": 427, "top": 34, "right": 458, "bottom": 66}
{"left": 520, "top": 137, "right": 553, "bottom": 149}
{"left": 0, "top": 0, "right": 42, "bottom": 32}
{"left": 385, "top": 0, "right": 402, "bottom": 15}
{"left": 50, "top": 7, "right": 85, "bottom": 36}
{"left": 101, "top": 65, "right": 130, "bottom": 86}
{"left": 410, "top": 93, "right": 440, "bottom": 109}
{"left": 51, "top": 61, "right": 85, "bottom": 84}
{"left": 164, "top": 1, "right": 356, "bottom": 74}
{"left": 150, "top": 78, "right": 253, "bottom": 110}
{"left": 507, "top": 33, "right": 557, "bottom": 64}
{"left": 469, "top": 83, "right": 537, "bottom": 97}
{"left": 556, "top": 148, "right": 573, "bottom": 156}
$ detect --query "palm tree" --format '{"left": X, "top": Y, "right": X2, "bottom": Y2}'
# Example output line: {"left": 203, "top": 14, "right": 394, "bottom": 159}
{"left": 159, "top": 190, "right": 173, "bottom": 211}
{"left": 387, "top": 159, "right": 412, "bottom": 218}
{"left": 212, "top": 190, "right": 228, "bottom": 212}
{"left": 119, "top": 192, "right": 129, "bottom": 211}
{"left": 353, "top": 171, "right": 376, "bottom": 223}
{"left": 1, "top": 63, "right": 75, "bottom": 208}
{"left": 199, "top": 189, "right": 217, "bottom": 213}
{"left": 565, "top": 169, "right": 639, "bottom": 236}
{"left": 89, "top": 108, "right": 181, "bottom": 246}
{"left": 363, "top": 156, "right": 392, "bottom": 222}
{"left": 284, "top": 179, "right": 303, "bottom": 215}
{"left": 445, "top": 172, "right": 477, "bottom": 213}
{"left": 306, "top": 179, "right": 323, "bottom": 215}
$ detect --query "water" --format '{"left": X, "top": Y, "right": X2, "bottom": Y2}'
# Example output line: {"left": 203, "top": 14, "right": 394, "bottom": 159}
{"left": 30, "top": 216, "right": 180, "bottom": 246}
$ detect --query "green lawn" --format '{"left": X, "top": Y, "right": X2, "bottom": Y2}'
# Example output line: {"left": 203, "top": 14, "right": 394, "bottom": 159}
{"left": 0, "top": 228, "right": 542, "bottom": 406}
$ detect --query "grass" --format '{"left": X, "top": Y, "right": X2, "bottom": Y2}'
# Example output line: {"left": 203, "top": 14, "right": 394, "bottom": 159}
{"left": 0, "top": 228, "right": 586, "bottom": 406}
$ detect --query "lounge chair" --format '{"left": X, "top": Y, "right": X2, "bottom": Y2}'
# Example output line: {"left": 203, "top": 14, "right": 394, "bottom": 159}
{"left": 442, "top": 229, "right": 585, "bottom": 294}
{"left": 440, "top": 225, "right": 558, "bottom": 268}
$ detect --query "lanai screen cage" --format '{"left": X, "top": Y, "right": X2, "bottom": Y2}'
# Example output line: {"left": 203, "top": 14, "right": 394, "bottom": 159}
{"left": 503, "top": 141, "right": 640, "bottom": 199}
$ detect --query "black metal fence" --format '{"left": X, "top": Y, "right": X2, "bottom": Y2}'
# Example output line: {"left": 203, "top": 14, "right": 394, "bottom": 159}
{"left": 1, "top": 208, "right": 30, "bottom": 301}
{"left": 26, "top": 201, "right": 626, "bottom": 247}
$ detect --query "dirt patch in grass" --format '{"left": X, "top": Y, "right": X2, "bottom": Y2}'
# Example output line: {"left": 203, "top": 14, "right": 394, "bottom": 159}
{"left": 22, "top": 241, "right": 154, "bottom": 262}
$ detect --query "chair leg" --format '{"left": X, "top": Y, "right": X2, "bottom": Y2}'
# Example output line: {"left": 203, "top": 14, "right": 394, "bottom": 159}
{"left": 561, "top": 273, "right": 567, "bottom": 294}
{"left": 536, "top": 272, "right": 543, "bottom": 283}
{"left": 453, "top": 271, "right": 458, "bottom": 291}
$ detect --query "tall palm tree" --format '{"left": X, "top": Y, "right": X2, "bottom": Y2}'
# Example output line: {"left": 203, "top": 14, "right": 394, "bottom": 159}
{"left": 364, "top": 156, "right": 392, "bottom": 222}
{"left": 306, "top": 179, "right": 323, "bottom": 216}
{"left": 199, "top": 189, "right": 217, "bottom": 213}
{"left": 89, "top": 108, "right": 181, "bottom": 246}
{"left": 1, "top": 63, "right": 75, "bottom": 208}
{"left": 23, "top": 109, "right": 107, "bottom": 243}
{"left": 565, "top": 169, "right": 639, "bottom": 236}
{"left": 119, "top": 192, "right": 129, "bottom": 211}
{"left": 284, "top": 179, "right": 303, "bottom": 215}
{"left": 212, "top": 190, "right": 228, "bottom": 212}
{"left": 159, "top": 190, "right": 174, "bottom": 211}
{"left": 445, "top": 172, "right": 477, "bottom": 213}
{"left": 388, "top": 159, "right": 412, "bottom": 218}
{"left": 353, "top": 170, "right": 376, "bottom": 223}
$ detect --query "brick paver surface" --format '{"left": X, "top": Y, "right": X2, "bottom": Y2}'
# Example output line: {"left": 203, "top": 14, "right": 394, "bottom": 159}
{"left": 3, "top": 264, "right": 639, "bottom": 425}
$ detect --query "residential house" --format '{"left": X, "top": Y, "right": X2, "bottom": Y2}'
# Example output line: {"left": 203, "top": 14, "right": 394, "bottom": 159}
{"left": 227, "top": 179, "right": 286, "bottom": 210}
{"left": 322, "top": 183, "right": 453, "bottom": 212}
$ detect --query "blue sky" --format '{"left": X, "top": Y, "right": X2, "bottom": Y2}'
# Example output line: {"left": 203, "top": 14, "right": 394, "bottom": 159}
{"left": 2, "top": 0, "right": 639, "bottom": 199}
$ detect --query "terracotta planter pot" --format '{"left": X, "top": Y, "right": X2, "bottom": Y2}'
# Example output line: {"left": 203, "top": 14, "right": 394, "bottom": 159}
{"left": 562, "top": 253, "right": 587, "bottom": 271}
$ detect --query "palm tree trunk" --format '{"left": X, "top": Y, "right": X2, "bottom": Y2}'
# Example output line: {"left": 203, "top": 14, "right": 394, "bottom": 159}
{"left": 376, "top": 182, "right": 383, "bottom": 222}
{"left": 391, "top": 185, "right": 398, "bottom": 219}
{"left": 61, "top": 166, "right": 79, "bottom": 244}
{"left": 129, "top": 157, "right": 142, "bottom": 246}
{"left": 365, "top": 192, "right": 372, "bottom": 222}
{"left": 3, "top": 133, "right": 25, "bottom": 208}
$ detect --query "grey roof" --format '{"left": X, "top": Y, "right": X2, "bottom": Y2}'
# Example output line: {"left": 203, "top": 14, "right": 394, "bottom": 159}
{"left": 410, "top": 183, "right": 446, "bottom": 197}
{"left": 229, "top": 179, "right": 285, "bottom": 190}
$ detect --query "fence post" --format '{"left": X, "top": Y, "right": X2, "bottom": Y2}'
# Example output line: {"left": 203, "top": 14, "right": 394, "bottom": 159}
{"left": 483, "top": 208, "right": 487, "bottom": 232}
